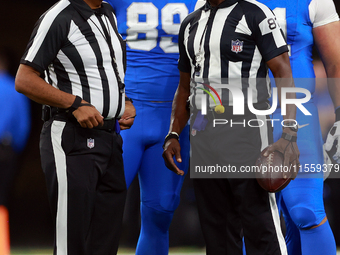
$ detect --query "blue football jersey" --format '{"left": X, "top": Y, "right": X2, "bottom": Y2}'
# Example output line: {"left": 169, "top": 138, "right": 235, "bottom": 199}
{"left": 107, "top": 0, "right": 198, "bottom": 101}
{"left": 258, "top": 0, "right": 315, "bottom": 94}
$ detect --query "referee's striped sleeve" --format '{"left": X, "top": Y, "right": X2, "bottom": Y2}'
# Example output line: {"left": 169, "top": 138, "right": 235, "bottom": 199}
{"left": 20, "top": 1, "right": 71, "bottom": 75}
{"left": 178, "top": 11, "right": 201, "bottom": 73}
{"left": 178, "top": 18, "right": 192, "bottom": 73}
{"left": 244, "top": 0, "right": 288, "bottom": 62}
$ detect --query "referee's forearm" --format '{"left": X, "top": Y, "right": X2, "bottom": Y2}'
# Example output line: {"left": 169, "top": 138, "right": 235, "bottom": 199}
{"left": 168, "top": 71, "right": 191, "bottom": 135}
{"left": 15, "top": 64, "right": 76, "bottom": 109}
{"left": 276, "top": 78, "right": 297, "bottom": 122}
{"left": 169, "top": 94, "right": 190, "bottom": 135}
{"left": 267, "top": 53, "right": 297, "bottom": 122}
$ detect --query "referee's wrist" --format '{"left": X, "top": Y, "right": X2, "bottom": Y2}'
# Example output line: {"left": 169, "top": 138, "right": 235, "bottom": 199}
{"left": 68, "top": 95, "right": 82, "bottom": 113}
{"left": 281, "top": 132, "right": 297, "bottom": 142}
{"left": 163, "top": 131, "right": 180, "bottom": 149}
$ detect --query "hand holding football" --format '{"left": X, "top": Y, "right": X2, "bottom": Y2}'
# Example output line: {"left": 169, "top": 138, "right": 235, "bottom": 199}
{"left": 255, "top": 146, "right": 293, "bottom": 193}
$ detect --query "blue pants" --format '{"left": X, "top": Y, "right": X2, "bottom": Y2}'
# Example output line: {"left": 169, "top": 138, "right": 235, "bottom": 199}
{"left": 121, "top": 100, "right": 190, "bottom": 255}
{"left": 273, "top": 103, "right": 336, "bottom": 255}
{"left": 242, "top": 102, "right": 336, "bottom": 255}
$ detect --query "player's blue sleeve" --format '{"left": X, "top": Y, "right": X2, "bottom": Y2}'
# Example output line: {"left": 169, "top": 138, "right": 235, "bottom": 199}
{"left": 0, "top": 74, "right": 31, "bottom": 153}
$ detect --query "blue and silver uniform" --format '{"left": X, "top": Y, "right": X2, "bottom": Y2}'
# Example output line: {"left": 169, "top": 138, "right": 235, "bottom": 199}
{"left": 256, "top": 0, "right": 339, "bottom": 254}
{"left": 109, "top": 0, "right": 197, "bottom": 101}
{"left": 107, "top": 1, "right": 196, "bottom": 254}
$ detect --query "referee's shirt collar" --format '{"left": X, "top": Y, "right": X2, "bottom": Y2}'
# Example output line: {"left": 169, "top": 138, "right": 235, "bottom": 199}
{"left": 70, "top": 0, "right": 108, "bottom": 20}
{"left": 204, "top": 0, "right": 240, "bottom": 11}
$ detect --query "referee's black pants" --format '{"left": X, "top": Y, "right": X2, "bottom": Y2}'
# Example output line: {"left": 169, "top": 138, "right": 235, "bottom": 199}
{"left": 40, "top": 115, "right": 127, "bottom": 255}
{"left": 190, "top": 110, "right": 287, "bottom": 255}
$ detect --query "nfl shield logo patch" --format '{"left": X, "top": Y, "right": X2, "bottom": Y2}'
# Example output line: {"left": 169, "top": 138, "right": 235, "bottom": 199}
{"left": 87, "top": 138, "right": 95, "bottom": 149}
{"left": 191, "top": 129, "right": 197, "bottom": 136}
{"left": 231, "top": 39, "right": 244, "bottom": 53}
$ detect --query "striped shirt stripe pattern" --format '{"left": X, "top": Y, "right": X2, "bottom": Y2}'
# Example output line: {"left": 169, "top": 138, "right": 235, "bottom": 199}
{"left": 178, "top": 0, "right": 288, "bottom": 107}
{"left": 21, "top": 0, "right": 126, "bottom": 119}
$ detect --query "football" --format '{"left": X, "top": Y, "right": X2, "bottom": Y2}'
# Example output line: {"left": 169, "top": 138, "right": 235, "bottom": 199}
{"left": 255, "top": 146, "right": 293, "bottom": 193}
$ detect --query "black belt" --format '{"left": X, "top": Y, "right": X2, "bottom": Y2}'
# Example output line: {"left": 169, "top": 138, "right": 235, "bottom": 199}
{"left": 42, "top": 105, "right": 117, "bottom": 132}
{"left": 94, "top": 118, "right": 116, "bottom": 131}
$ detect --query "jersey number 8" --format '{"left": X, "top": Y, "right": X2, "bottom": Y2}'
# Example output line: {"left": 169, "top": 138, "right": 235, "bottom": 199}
{"left": 126, "top": 2, "right": 189, "bottom": 53}
{"left": 272, "top": 7, "right": 291, "bottom": 55}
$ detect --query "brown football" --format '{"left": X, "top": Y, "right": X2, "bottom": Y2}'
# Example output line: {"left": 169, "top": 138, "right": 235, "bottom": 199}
{"left": 255, "top": 146, "right": 293, "bottom": 193}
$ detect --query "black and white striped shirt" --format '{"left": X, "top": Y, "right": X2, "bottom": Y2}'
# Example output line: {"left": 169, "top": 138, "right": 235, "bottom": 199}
{"left": 178, "top": 0, "right": 288, "bottom": 106}
{"left": 20, "top": 0, "right": 126, "bottom": 119}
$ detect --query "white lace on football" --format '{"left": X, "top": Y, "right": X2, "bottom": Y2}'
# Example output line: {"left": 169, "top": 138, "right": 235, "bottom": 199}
{"left": 267, "top": 152, "right": 274, "bottom": 165}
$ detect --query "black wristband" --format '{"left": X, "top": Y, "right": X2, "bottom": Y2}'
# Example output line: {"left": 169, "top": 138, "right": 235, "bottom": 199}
{"left": 163, "top": 132, "right": 179, "bottom": 149}
{"left": 282, "top": 120, "right": 298, "bottom": 132}
{"left": 281, "top": 132, "right": 297, "bottom": 142}
{"left": 125, "top": 96, "right": 133, "bottom": 103}
{"left": 68, "top": 95, "right": 82, "bottom": 113}
{"left": 79, "top": 103, "right": 93, "bottom": 107}
{"left": 335, "top": 107, "right": 340, "bottom": 122}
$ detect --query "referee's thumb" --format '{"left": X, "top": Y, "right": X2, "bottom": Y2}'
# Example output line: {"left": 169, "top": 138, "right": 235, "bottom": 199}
{"left": 175, "top": 150, "right": 182, "bottom": 163}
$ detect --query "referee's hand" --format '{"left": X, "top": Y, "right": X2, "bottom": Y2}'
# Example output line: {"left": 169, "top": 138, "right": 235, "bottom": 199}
{"left": 119, "top": 100, "right": 136, "bottom": 130}
{"left": 265, "top": 135, "right": 300, "bottom": 179}
{"left": 162, "top": 139, "right": 185, "bottom": 176}
{"left": 73, "top": 101, "right": 104, "bottom": 128}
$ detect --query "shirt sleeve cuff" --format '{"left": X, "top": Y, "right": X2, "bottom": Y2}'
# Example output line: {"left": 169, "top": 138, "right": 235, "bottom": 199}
{"left": 20, "top": 59, "right": 45, "bottom": 77}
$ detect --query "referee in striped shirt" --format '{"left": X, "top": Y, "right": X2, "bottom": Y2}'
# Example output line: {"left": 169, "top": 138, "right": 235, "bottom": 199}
{"left": 163, "top": 0, "right": 300, "bottom": 254}
{"left": 15, "top": 0, "right": 135, "bottom": 254}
